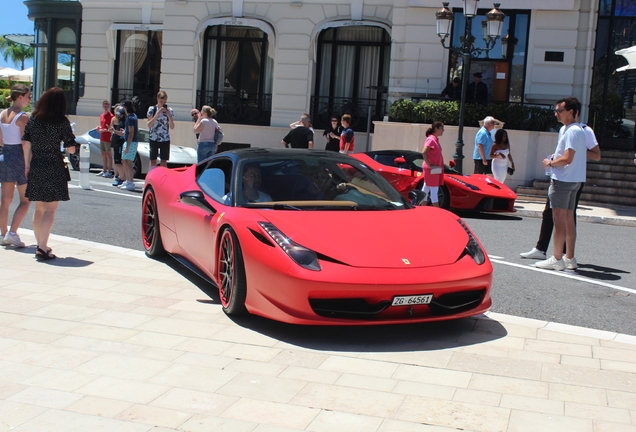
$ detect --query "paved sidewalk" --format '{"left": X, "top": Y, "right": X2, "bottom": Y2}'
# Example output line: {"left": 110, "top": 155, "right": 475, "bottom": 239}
{"left": 1, "top": 231, "right": 635, "bottom": 432}
{"left": 511, "top": 198, "right": 636, "bottom": 227}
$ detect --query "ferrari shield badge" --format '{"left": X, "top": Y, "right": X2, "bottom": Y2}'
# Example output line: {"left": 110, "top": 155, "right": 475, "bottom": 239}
{"left": 402, "top": 258, "right": 410, "bottom": 265}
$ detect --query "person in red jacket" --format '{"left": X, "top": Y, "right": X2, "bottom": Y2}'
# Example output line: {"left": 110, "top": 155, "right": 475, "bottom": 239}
{"left": 96, "top": 100, "right": 114, "bottom": 178}
{"left": 339, "top": 114, "right": 354, "bottom": 154}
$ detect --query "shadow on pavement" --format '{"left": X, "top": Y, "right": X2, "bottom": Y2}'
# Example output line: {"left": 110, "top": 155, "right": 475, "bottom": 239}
{"left": 149, "top": 254, "right": 221, "bottom": 305}
{"left": 226, "top": 314, "right": 507, "bottom": 353}
{"left": 7, "top": 246, "right": 94, "bottom": 267}
{"left": 574, "top": 263, "right": 631, "bottom": 281}
{"left": 457, "top": 211, "right": 523, "bottom": 221}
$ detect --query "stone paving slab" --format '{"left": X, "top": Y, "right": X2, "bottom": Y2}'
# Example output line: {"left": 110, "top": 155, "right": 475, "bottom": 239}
{"left": 0, "top": 231, "right": 635, "bottom": 432}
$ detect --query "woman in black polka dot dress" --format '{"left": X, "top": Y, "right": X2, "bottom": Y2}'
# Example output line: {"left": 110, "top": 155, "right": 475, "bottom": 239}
{"left": 22, "top": 87, "right": 77, "bottom": 260}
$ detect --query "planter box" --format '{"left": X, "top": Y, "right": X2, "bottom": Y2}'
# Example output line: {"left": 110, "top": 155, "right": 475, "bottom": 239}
{"left": 371, "top": 121, "right": 558, "bottom": 190}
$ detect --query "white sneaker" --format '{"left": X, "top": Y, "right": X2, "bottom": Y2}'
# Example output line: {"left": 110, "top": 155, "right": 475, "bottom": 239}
{"left": 125, "top": 181, "right": 136, "bottom": 191}
{"left": 96, "top": 170, "right": 104, "bottom": 176}
{"left": 535, "top": 256, "right": 565, "bottom": 271}
{"left": 520, "top": 248, "right": 546, "bottom": 260}
{"left": 119, "top": 182, "right": 129, "bottom": 189}
{"left": 3, "top": 232, "right": 25, "bottom": 248}
{"left": 564, "top": 257, "right": 578, "bottom": 270}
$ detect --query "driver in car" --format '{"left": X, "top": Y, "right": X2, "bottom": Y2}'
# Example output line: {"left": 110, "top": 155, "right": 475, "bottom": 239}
{"left": 306, "top": 167, "right": 340, "bottom": 200}
{"left": 242, "top": 164, "right": 272, "bottom": 203}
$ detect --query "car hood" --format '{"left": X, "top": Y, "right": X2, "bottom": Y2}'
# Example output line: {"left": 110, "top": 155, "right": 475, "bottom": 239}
{"left": 253, "top": 207, "right": 471, "bottom": 269}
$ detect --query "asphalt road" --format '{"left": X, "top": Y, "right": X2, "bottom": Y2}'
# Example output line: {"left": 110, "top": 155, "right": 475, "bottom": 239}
{"left": 9, "top": 170, "right": 636, "bottom": 336}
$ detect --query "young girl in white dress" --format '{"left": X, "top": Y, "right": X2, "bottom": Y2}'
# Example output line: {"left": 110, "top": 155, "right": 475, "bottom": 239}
{"left": 490, "top": 129, "right": 515, "bottom": 183}
{"left": 0, "top": 84, "right": 32, "bottom": 247}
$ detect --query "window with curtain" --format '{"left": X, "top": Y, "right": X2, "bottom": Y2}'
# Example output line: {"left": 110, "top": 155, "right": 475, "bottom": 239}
{"left": 202, "top": 26, "right": 271, "bottom": 97}
{"left": 113, "top": 30, "right": 162, "bottom": 118}
{"left": 199, "top": 25, "right": 273, "bottom": 126}
{"left": 312, "top": 26, "right": 391, "bottom": 131}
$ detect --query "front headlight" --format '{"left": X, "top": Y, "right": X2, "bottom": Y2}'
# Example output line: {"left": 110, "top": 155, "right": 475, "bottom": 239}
{"left": 458, "top": 219, "right": 486, "bottom": 265}
{"left": 259, "top": 222, "right": 321, "bottom": 271}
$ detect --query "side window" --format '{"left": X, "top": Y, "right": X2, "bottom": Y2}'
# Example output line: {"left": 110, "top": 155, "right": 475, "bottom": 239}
{"left": 138, "top": 129, "right": 149, "bottom": 142}
{"left": 197, "top": 158, "right": 233, "bottom": 204}
{"left": 88, "top": 129, "right": 100, "bottom": 139}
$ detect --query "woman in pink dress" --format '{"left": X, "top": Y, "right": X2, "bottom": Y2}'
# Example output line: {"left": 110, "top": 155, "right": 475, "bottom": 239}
{"left": 421, "top": 121, "right": 445, "bottom": 207}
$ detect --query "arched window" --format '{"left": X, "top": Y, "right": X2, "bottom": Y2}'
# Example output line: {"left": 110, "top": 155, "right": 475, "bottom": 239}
{"left": 311, "top": 26, "right": 391, "bottom": 131}
{"left": 199, "top": 25, "right": 273, "bottom": 126}
{"left": 112, "top": 29, "right": 162, "bottom": 119}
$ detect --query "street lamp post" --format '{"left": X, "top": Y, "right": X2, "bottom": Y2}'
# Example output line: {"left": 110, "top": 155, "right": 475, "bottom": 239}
{"left": 435, "top": 1, "right": 505, "bottom": 174}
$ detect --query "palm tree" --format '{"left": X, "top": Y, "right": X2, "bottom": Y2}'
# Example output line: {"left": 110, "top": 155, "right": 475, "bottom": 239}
{"left": 0, "top": 35, "right": 34, "bottom": 70}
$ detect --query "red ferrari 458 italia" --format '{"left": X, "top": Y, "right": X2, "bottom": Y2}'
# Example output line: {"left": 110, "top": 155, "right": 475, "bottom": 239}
{"left": 353, "top": 150, "right": 517, "bottom": 212}
{"left": 142, "top": 148, "right": 492, "bottom": 325}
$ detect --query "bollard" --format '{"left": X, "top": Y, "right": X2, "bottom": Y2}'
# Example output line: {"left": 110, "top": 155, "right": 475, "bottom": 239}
{"left": 79, "top": 143, "right": 91, "bottom": 189}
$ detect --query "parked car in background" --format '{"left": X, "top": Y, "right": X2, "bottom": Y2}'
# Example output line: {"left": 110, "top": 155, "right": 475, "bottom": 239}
{"left": 69, "top": 128, "right": 197, "bottom": 178}
{"left": 353, "top": 150, "right": 517, "bottom": 212}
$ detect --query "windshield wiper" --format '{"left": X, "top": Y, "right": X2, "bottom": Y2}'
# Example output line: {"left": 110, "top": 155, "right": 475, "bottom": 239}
{"left": 272, "top": 203, "right": 302, "bottom": 210}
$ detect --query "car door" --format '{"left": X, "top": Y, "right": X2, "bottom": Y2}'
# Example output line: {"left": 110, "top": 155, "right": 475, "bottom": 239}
{"left": 172, "top": 158, "right": 234, "bottom": 277}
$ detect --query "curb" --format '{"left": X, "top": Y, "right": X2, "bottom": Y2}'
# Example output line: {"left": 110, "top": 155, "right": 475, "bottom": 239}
{"left": 509, "top": 208, "right": 636, "bottom": 227}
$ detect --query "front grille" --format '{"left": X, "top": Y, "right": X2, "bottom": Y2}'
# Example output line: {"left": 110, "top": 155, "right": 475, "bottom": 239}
{"left": 477, "top": 198, "right": 513, "bottom": 211}
{"left": 309, "top": 298, "right": 391, "bottom": 319}
{"left": 309, "top": 288, "right": 487, "bottom": 320}
{"left": 429, "top": 289, "right": 486, "bottom": 315}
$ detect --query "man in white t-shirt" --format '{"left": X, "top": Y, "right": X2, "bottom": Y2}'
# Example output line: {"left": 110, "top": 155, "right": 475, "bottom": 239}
{"left": 520, "top": 110, "right": 600, "bottom": 264}
{"left": 535, "top": 97, "right": 587, "bottom": 271}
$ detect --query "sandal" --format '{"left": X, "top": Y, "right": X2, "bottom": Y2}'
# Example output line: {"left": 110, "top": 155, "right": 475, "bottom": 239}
{"left": 35, "top": 247, "right": 56, "bottom": 261}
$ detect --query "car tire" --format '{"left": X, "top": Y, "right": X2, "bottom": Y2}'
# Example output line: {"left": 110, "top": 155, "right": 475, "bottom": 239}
{"left": 133, "top": 154, "right": 143, "bottom": 178}
{"left": 438, "top": 185, "right": 450, "bottom": 210}
{"left": 141, "top": 187, "right": 165, "bottom": 257}
{"left": 413, "top": 182, "right": 450, "bottom": 210}
{"left": 217, "top": 227, "right": 247, "bottom": 315}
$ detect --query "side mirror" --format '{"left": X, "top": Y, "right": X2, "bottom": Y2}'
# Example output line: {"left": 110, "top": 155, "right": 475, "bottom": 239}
{"left": 449, "top": 160, "right": 456, "bottom": 168}
{"left": 180, "top": 190, "right": 217, "bottom": 215}
{"left": 394, "top": 157, "right": 406, "bottom": 165}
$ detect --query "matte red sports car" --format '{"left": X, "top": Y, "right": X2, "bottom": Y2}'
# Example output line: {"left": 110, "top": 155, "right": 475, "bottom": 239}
{"left": 142, "top": 148, "right": 492, "bottom": 325}
{"left": 353, "top": 150, "right": 517, "bottom": 212}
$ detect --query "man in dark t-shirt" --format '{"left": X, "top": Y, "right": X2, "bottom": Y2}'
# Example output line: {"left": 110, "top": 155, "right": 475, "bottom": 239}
{"left": 282, "top": 114, "right": 314, "bottom": 148}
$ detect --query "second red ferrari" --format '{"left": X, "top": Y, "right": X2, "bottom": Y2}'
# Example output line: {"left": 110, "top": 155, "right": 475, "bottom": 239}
{"left": 353, "top": 150, "right": 517, "bottom": 212}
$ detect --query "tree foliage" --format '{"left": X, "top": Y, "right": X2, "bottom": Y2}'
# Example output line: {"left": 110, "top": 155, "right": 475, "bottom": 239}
{"left": 388, "top": 99, "right": 559, "bottom": 132}
{"left": 0, "top": 35, "right": 34, "bottom": 70}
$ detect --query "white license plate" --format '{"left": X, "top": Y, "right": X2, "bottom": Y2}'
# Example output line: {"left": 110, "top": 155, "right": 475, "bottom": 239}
{"left": 391, "top": 295, "right": 433, "bottom": 306}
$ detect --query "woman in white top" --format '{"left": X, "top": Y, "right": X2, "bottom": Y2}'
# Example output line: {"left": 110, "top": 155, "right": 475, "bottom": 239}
{"left": 489, "top": 128, "right": 515, "bottom": 183}
{"left": 0, "top": 84, "right": 32, "bottom": 247}
{"left": 193, "top": 105, "right": 219, "bottom": 163}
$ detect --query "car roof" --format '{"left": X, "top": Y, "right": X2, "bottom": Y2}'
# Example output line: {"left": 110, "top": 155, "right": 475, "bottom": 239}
{"left": 219, "top": 148, "right": 355, "bottom": 160}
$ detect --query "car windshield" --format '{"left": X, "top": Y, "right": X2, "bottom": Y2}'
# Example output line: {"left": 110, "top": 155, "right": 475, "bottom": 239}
{"left": 237, "top": 156, "right": 409, "bottom": 210}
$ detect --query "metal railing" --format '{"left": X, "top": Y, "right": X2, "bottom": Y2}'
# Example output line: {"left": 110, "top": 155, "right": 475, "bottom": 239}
{"left": 310, "top": 96, "right": 387, "bottom": 132}
{"left": 196, "top": 91, "right": 272, "bottom": 126}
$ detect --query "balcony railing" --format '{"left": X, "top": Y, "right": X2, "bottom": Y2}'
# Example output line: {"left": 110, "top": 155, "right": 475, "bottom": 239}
{"left": 310, "top": 96, "right": 387, "bottom": 133}
{"left": 111, "top": 89, "right": 157, "bottom": 119}
{"left": 196, "top": 91, "right": 271, "bottom": 126}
